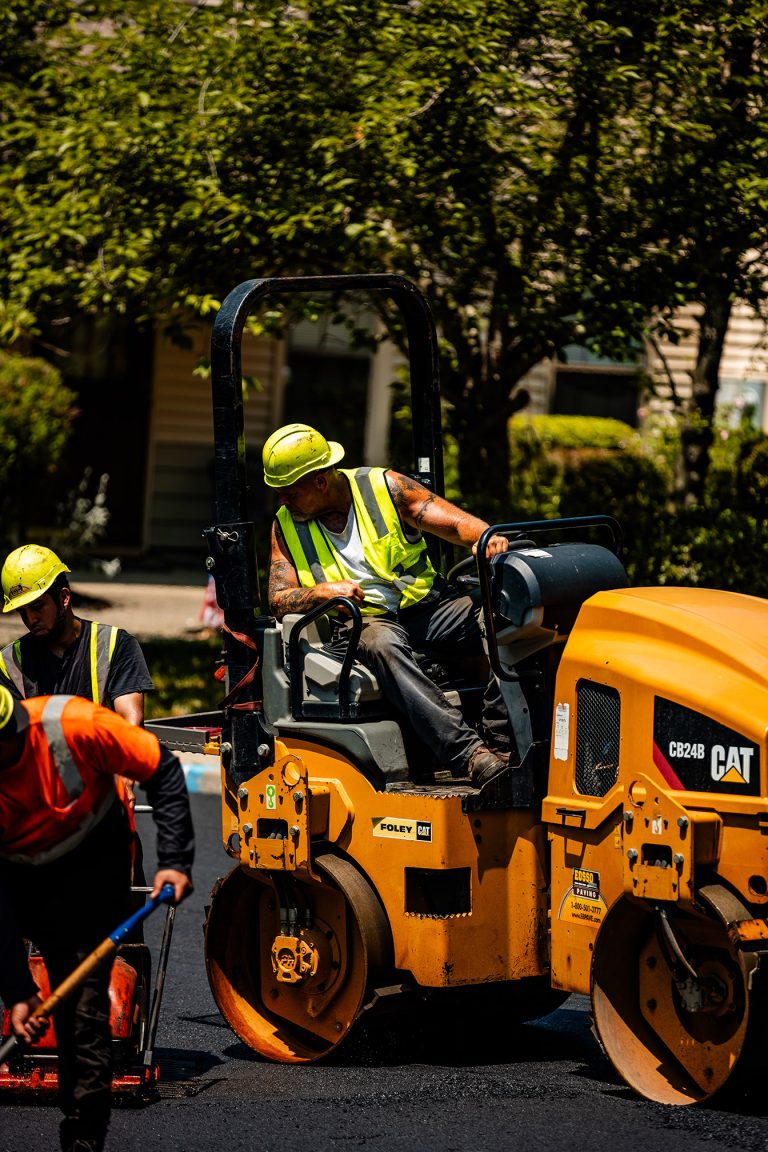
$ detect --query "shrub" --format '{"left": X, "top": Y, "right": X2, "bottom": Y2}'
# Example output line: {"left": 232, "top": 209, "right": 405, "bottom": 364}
{"left": 0, "top": 351, "right": 77, "bottom": 546}
{"left": 657, "top": 506, "right": 768, "bottom": 598}
{"left": 686, "top": 416, "right": 768, "bottom": 595}
{"left": 508, "top": 415, "right": 672, "bottom": 583}
{"left": 733, "top": 437, "right": 768, "bottom": 519}
{"left": 394, "top": 394, "right": 768, "bottom": 596}
{"left": 141, "top": 636, "right": 222, "bottom": 719}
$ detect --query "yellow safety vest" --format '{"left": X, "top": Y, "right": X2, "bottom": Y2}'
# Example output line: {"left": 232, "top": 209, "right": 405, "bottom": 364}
{"left": 0, "top": 621, "right": 119, "bottom": 703}
{"left": 276, "top": 467, "right": 436, "bottom": 615}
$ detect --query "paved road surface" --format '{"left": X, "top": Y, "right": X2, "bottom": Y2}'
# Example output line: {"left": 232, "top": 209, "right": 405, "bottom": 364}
{"left": 4, "top": 795, "right": 768, "bottom": 1152}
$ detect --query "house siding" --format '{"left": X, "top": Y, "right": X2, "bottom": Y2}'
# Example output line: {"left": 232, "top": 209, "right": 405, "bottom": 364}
{"left": 522, "top": 304, "right": 768, "bottom": 429}
{"left": 144, "top": 327, "right": 284, "bottom": 558}
{"left": 143, "top": 304, "right": 768, "bottom": 561}
{"left": 646, "top": 304, "right": 768, "bottom": 424}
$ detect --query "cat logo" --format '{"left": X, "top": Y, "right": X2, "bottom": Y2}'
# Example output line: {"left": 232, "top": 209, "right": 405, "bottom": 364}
{"left": 711, "top": 745, "right": 755, "bottom": 785}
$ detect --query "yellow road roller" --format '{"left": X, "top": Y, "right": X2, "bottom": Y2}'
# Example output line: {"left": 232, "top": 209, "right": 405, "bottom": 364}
{"left": 149, "top": 273, "right": 768, "bottom": 1107}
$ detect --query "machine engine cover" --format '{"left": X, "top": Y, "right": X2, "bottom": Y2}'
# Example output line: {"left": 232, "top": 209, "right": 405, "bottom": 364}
{"left": 490, "top": 543, "right": 628, "bottom": 665}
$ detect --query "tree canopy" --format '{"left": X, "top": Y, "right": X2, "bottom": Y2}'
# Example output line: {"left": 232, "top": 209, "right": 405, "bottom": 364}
{"left": 2, "top": 0, "right": 767, "bottom": 510}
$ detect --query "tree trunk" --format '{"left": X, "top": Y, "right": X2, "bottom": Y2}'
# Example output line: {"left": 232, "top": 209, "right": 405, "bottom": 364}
{"left": 443, "top": 362, "right": 530, "bottom": 522}
{"left": 676, "top": 276, "right": 735, "bottom": 508}
{"left": 452, "top": 398, "right": 514, "bottom": 521}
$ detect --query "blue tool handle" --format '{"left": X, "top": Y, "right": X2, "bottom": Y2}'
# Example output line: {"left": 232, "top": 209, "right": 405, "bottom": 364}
{"left": 0, "top": 883, "right": 177, "bottom": 1066}
{"left": 109, "top": 882, "right": 176, "bottom": 945}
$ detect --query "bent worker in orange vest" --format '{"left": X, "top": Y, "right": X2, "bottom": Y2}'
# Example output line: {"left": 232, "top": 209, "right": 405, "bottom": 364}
{"left": 0, "top": 688, "right": 194, "bottom": 1152}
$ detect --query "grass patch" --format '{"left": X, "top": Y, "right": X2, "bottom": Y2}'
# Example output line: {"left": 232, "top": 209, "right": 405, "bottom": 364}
{"left": 141, "top": 635, "right": 223, "bottom": 719}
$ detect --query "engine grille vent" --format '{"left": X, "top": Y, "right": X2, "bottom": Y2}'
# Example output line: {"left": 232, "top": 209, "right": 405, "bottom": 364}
{"left": 575, "top": 682, "right": 620, "bottom": 797}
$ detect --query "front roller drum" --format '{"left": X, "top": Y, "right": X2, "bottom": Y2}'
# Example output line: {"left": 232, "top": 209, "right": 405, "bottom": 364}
{"left": 204, "top": 853, "right": 391, "bottom": 1063}
{"left": 591, "top": 891, "right": 768, "bottom": 1105}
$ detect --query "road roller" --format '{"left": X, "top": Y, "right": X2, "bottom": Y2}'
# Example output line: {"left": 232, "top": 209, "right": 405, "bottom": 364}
{"left": 148, "top": 273, "right": 768, "bottom": 1106}
{"left": 546, "top": 582, "right": 768, "bottom": 1105}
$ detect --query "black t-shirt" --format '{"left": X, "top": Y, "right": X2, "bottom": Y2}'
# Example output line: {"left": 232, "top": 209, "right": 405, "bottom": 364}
{"left": 0, "top": 618, "right": 154, "bottom": 704}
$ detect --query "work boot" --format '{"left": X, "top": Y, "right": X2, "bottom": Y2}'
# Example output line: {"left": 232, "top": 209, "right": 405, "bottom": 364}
{"left": 60, "top": 1117, "right": 106, "bottom": 1152}
{"left": 467, "top": 745, "right": 508, "bottom": 789}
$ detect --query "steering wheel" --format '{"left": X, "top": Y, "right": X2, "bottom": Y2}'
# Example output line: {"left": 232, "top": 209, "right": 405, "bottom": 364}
{"left": 446, "top": 555, "right": 479, "bottom": 591}
{"left": 447, "top": 535, "right": 536, "bottom": 592}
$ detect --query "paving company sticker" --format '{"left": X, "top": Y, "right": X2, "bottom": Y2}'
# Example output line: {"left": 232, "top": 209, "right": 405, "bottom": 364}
{"left": 557, "top": 867, "right": 607, "bottom": 926}
{"left": 372, "top": 816, "right": 432, "bottom": 842}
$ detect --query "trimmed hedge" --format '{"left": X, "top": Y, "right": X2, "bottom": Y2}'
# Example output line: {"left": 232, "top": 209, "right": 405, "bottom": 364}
{"left": 505, "top": 413, "right": 768, "bottom": 594}
{"left": 507, "top": 415, "right": 671, "bottom": 583}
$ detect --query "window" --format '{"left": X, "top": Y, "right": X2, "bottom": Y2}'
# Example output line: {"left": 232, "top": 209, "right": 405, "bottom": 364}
{"left": 283, "top": 350, "right": 371, "bottom": 463}
{"left": 553, "top": 345, "right": 641, "bottom": 426}
{"left": 716, "top": 379, "right": 765, "bottom": 430}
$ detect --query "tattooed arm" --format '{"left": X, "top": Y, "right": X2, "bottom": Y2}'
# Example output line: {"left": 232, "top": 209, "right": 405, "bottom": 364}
{"left": 268, "top": 522, "right": 365, "bottom": 620}
{"left": 384, "top": 471, "right": 508, "bottom": 556}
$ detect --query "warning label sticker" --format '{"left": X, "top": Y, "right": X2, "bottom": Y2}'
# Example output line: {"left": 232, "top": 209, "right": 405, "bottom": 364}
{"left": 553, "top": 702, "right": 570, "bottom": 761}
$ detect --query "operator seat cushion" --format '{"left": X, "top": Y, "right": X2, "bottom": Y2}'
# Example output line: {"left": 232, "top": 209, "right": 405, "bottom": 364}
{"left": 260, "top": 627, "right": 409, "bottom": 785}
{"left": 281, "top": 613, "right": 331, "bottom": 647}
{"left": 280, "top": 613, "right": 464, "bottom": 709}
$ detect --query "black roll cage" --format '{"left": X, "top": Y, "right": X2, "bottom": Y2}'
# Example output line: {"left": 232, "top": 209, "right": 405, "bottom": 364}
{"left": 206, "top": 273, "right": 448, "bottom": 782}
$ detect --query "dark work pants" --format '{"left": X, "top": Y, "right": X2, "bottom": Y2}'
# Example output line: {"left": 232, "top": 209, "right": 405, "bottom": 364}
{"left": 2, "top": 800, "right": 132, "bottom": 1152}
{"left": 333, "top": 585, "right": 501, "bottom": 775}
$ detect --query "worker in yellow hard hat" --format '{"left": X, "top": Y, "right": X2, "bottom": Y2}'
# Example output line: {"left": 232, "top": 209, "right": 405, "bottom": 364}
{"left": 263, "top": 423, "right": 511, "bottom": 789}
{"left": 0, "top": 544, "right": 153, "bottom": 728}
{"left": 0, "top": 544, "right": 155, "bottom": 908}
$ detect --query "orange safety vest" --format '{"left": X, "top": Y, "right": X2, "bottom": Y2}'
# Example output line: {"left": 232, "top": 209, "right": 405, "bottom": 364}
{"left": 0, "top": 623, "right": 138, "bottom": 835}
{"left": 0, "top": 695, "right": 161, "bottom": 865}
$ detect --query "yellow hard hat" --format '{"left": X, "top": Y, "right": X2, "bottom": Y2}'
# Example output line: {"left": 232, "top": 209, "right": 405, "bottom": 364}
{"left": 262, "top": 423, "right": 345, "bottom": 488}
{"left": 1, "top": 544, "right": 71, "bottom": 613}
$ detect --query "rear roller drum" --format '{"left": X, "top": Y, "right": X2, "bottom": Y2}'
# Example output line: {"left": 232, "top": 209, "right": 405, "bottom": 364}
{"left": 591, "top": 889, "right": 768, "bottom": 1105}
{"left": 204, "top": 854, "right": 391, "bottom": 1063}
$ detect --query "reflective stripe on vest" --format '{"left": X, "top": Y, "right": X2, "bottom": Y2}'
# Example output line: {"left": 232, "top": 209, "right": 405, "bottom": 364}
{"left": 0, "top": 639, "right": 29, "bottom": 695}
{"left": 0, "top": 695, "right": 115, "bottom": 865}
{"left": 277, "top": 466, "right": 436, "bottom": 614}
{"left": 40, "top": 694, "right": 84, "bottom": 798}
{"left": 90, "top": 622, "right": 119, "bottom": 705}
{"left": 0, "top": 623, "right": 118, "bottom": 704}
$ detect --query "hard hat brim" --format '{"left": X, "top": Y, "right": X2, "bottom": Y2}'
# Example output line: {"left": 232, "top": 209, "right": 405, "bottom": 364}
{"left": 3, "top": 587, "right": 50, "bottom": 613}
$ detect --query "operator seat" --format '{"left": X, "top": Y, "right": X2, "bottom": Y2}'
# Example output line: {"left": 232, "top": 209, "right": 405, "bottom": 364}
{"left": 281, "top": 613, "right": 385, "bottom": 714}
{"left": 260, "top": 615, "right": 411, "bottom": 787}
